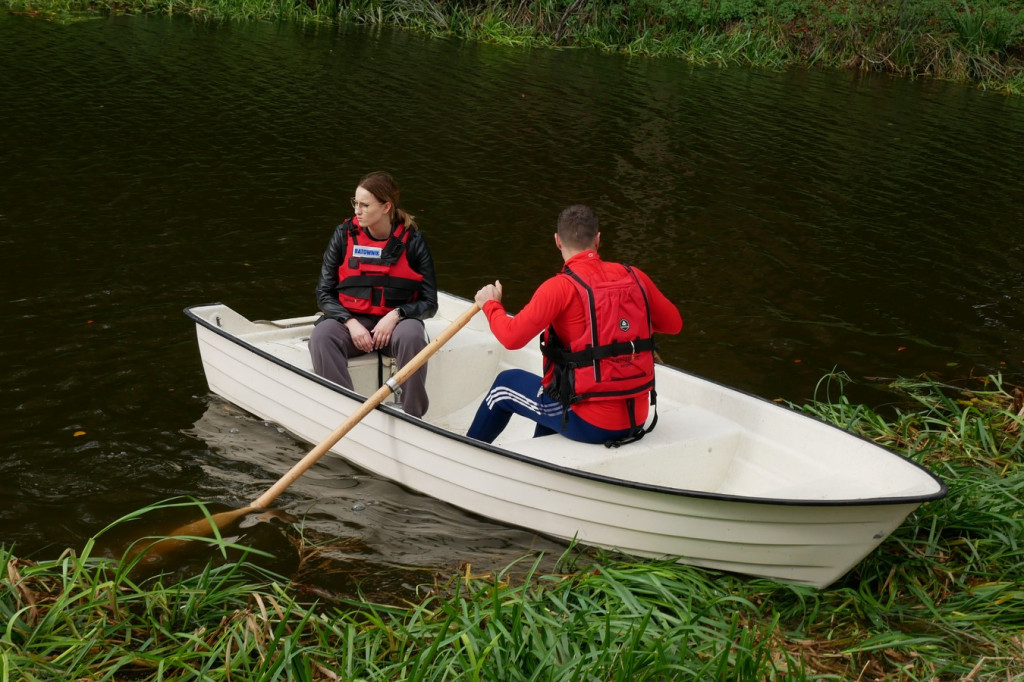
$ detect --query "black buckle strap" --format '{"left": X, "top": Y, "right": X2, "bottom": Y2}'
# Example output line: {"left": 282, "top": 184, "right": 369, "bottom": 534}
{"left": 604, "top": 390, "right": 658, "bottom": 448}
{"left": 550, "top": 337, "right": 656, "bottom": 367}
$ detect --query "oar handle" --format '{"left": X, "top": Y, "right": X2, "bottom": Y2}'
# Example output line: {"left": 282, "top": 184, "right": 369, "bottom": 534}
{"left": 249, "top": 302, "right": 481, "bottom": 510}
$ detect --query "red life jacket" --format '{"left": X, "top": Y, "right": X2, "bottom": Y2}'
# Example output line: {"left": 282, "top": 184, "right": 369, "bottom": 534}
{"left": 540, "top": 263, "right": 657, "bottom": 414}
{"left": 336, "top": 219, "right": 424, "bottom": 316}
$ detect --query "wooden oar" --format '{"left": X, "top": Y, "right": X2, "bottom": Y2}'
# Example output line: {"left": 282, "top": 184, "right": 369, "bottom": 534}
{"left": 130, "top": 302, "right": 481, "bottom": 563}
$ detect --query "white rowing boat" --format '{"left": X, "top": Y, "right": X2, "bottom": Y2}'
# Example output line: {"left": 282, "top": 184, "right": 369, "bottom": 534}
{"left": 184, "top": 291, "right": 946, "bottom": 588}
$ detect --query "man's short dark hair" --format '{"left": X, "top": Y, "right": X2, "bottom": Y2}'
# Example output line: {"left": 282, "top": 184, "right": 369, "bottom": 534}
{"left": 557, "top": 205, "right": 599, "bottom": 250}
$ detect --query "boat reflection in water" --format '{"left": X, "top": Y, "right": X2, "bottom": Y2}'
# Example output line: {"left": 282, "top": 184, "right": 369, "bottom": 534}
{"left": 184, "top": 395, "right": 566, "bottom": 600}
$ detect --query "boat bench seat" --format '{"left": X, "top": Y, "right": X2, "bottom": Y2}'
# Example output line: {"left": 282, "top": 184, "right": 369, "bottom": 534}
{"left": 502, "top": 405, "right": 742, "bottom": 493}
{"left": 257, "top": 337, "right": 392, "bottom": 374}
{"left": 259, "top": 324, "right": 500, "bottom": 416}
{"left": 256, "top": 337, "right": 399, "bottom": 404}
{"left": 255, "top": 315, "right": 504, "bottom": 416}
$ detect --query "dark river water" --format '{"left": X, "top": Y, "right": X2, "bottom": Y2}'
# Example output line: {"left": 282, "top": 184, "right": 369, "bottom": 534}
{"left": 2, "top": 12, "right": 1023, "bottom": 596}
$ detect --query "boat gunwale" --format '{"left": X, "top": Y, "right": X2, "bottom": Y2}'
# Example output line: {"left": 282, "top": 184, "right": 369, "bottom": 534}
{"left": 184, "top": 302, "right": 948, "bottom": 508}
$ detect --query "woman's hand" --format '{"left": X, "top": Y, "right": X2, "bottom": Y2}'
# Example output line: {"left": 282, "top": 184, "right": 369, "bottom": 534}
{"left": 370, "top": 309, "right": 401, "bottom": 349}
{"left": 345, "top": 318, "right": 374, "bottom": 353}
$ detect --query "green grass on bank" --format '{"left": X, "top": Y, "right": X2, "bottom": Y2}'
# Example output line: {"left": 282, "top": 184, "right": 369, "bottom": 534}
{"left": 4, "top": 0, "right": 1024, "bottom": 93}
{"left": 2, "top": 373, "right": 1023, "bottom": 679}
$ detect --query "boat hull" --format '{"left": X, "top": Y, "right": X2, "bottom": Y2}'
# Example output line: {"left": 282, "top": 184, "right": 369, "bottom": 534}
{"left": 185, "top": 296, "right": 945, "bottom": 587}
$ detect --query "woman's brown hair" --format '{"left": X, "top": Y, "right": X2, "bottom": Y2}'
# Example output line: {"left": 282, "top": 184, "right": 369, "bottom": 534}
{"left": 358, "top": 171, "right": 418, "bottom": 230}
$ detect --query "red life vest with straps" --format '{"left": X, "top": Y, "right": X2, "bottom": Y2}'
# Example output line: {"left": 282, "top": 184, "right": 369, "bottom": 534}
{"left": 540, "top": 263, "right": 657, "bottom": 413}
{"left": 336, "top": 219, "right": 424, "bottom": 316}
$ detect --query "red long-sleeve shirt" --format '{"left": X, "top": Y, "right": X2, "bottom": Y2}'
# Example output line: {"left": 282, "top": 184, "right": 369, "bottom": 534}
{"left": 482, "top": 250, "right": 683, "bottom": 430}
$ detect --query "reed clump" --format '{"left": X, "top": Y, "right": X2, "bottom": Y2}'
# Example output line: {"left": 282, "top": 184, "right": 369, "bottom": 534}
{"left": 4, "top": 0, "right": 1023, "bottom": 93}
{"left": 2, "top": 373, "right": 1023, "bottom": 679}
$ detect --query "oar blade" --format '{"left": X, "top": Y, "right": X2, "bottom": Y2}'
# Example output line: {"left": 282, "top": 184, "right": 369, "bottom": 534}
{"left": 127, "top": 505, "right": 257, "bottom": 565}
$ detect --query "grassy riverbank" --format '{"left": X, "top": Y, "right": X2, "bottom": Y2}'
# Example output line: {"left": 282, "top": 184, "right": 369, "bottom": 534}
{"left": 3, "top": 374, "right": 1023, "bottom": 679}
{"left": 5, "top": 0, "right": 1024, "bottom": 93}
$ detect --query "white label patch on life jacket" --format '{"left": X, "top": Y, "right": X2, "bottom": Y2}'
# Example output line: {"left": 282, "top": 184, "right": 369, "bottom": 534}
{"left": 352, "top": 245, "right": 383, "bottom": 259}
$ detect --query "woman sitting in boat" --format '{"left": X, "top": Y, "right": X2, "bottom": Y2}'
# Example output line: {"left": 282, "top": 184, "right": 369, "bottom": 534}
{"left": 467, "top": 204, "right": 682, "bottom": 445}
{"left": 308, "top": 171, "right": 438, "bottom": 417}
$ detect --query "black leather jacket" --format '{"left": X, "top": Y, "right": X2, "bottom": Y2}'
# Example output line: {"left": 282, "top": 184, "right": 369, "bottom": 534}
{"left": 315, "top": 219, "right": 439, "bottom": 323}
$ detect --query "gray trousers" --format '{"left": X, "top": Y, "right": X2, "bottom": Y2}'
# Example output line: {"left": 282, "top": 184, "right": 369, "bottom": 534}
{"left": 308, "top": 316, "right": 430, "bottom": 417}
